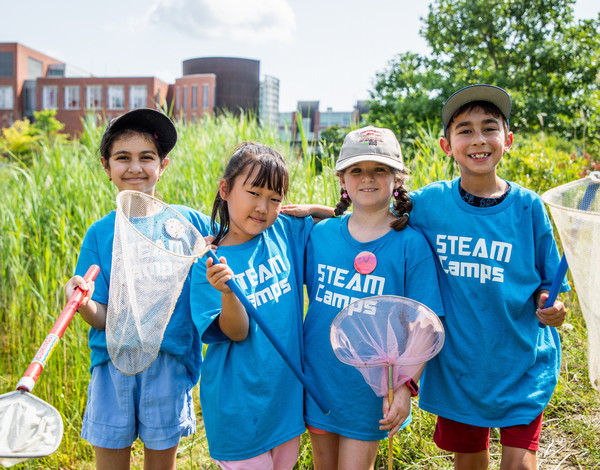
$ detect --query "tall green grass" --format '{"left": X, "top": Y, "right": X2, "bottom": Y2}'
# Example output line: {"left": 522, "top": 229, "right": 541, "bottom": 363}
{"left": 1, "top": 116, "right": 599, "bottom": 469}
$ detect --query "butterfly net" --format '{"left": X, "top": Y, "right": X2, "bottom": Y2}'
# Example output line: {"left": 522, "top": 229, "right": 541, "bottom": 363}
{"left": 542, "top": 171, "right": 600, "bottom": 391}
{"left": 330, "top": 295, "right": 444, "bottom": 397}
{"left": 0, "top": 391, "right": 63, "bottom": 467}
{"left": 107, "top": 190, "right": 209, "bottom": 375}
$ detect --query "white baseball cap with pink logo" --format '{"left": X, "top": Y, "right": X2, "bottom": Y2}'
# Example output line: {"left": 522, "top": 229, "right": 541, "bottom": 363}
{"left": 335, "top": 126, "right": 403, "bottom": 172}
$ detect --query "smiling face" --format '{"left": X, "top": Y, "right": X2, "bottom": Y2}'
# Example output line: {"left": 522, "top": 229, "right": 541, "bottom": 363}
{"left": 440, "top": 107, "right": 513, "bottom": 182}
{"left": 340, "top": 161, "right": 399, "bottom": 212}
{"left": 101, "top": 132, "right": 168, "bottom": 196}
{"left": 219, "top": 165, "right": 284, "bottom": 245}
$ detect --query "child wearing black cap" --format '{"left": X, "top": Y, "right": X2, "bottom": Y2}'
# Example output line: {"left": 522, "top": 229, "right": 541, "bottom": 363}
{"left": 64, "top": 108, "right": 211, "bottom": 470}
{"left": 409, "top": 85, "right": 569, "bottom": 469}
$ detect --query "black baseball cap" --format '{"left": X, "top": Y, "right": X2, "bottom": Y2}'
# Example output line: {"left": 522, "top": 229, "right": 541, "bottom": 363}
{"left": 442, "top": 84, "right": 511, "bottom": 132}
{"left": 102, "top": 108, "right": 177, "bottom": 155}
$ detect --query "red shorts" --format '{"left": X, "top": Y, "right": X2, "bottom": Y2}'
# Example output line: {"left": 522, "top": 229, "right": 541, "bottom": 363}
{"left": 306, "top": 424, "right": 329, "bottom": 435}
{"left": 433, "top": 413, "right": 543, "bottom": 453}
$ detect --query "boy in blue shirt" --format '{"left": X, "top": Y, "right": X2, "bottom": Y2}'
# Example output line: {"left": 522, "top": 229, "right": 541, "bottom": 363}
{"left": 409, "top": 84, "right": 569, "bottom": 470}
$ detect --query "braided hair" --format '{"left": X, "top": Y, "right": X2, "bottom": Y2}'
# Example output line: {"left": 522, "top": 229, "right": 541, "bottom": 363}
{"left": 390, "top": 173, "right": 412, "bottom": 231}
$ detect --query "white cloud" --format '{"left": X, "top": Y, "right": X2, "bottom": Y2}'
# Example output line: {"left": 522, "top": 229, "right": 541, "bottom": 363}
{"left": 145, "top": 0, "right": 296, "bottom": 44}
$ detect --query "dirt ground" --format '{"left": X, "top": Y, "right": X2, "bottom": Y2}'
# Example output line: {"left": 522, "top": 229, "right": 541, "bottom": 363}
{"left": 531, "top": 413, "right": 599, "bottom": 469}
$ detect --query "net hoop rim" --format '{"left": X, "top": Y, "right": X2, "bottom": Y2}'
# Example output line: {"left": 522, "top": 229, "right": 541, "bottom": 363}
{"left": 330, "top": 294, "right": 445, "bottom": 368}
{"left": 541, "top": 173, "right": 600, "bottom": 216}
{"left": 115, "top": 190, "right": 209, "bottom": 260}
{"left": 0, "top": 390, "right": 63, "bottom": 459}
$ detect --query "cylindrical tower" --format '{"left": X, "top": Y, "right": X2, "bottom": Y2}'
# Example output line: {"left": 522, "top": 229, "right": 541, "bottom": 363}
{"left": 182, "top": 57, "right": 259, "bottom": 115}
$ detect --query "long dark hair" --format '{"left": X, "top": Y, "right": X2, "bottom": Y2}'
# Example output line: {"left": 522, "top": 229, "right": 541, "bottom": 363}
{"left": 212, "top": 142, "right": 289, "bottom": 244}
{"left": 334, "top": 167, "right": 412, "bottom": 231}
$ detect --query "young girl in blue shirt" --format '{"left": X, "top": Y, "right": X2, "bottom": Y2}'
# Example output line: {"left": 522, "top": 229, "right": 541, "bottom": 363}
{"left": 189, "top": 142, "right": 323, "bottom": 469}
{"left": 297, "top": 126, "right": 444, "bottom": 470}
{"left": 65, "top": 108, "right": 211, "bottom": 470}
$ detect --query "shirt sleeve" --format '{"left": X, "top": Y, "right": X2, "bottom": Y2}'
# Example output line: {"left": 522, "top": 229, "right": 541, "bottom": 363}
{"left": 189, "top": 257, "right": 229, "bottom": 343}
{"left": 75, "top": 224, "right": 110, "bottom": 306}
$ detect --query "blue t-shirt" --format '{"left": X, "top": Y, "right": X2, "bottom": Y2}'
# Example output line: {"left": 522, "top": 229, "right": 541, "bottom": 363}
{"left": 303, "top": 214, "right": 444, "bottom": 440}
{"left": 190, "top": 214, "right": 312, "bottom": 461}
{"left": 74, "top": 205, "right": 212, "bottom": 384}
{"left": 410, "top": 178, "right": 570, "bottom": 427}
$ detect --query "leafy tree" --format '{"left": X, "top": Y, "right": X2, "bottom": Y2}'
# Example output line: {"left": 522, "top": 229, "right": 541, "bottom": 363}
{"left": 0, "top": 110, "right": 68, "bottom": 161}
{"left": 368, "top": 0, "right": 600, "bottom": 145}
{"left": 0, "top": 119, "right": 39, "bottom": 157}
{"left": 368, "top": 53, "right": 446, "bottom": 142}
{"left": 319, "top": 125, "right": 346, "bottom": 156}
{"left": 31, "top": 109, "right": 65, "bottom": 136}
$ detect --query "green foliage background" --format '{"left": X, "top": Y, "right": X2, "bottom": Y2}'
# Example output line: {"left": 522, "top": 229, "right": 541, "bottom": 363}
{"left": 1, "top": 113, "right": 599, "bottom": 468}
{"left": 368, "top": 0, "right": 600, "bottom": 150}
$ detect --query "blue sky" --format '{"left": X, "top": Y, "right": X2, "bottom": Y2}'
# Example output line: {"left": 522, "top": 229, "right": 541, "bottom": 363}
{"left": 2, "top": 0, "right": 598, "bottom": 112}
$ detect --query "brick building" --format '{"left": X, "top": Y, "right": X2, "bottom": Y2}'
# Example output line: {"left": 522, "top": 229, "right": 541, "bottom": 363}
{"left": 0, "top": 43, "right": 62, "bottom": 129}
{"left": 0, "top": 43, "right": 222, "bottom": 136}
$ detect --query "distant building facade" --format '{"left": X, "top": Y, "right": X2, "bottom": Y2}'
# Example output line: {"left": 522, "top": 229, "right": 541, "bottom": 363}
{"left": 170, "top": 74, "right": 217, "bottom": 124}
{"left": 279, "top": 100, "right": 369, "bottom": 146}
{"left": 35, "top": 76, "right": 176, "bottom": 133}
{"left": 259, "top": 75, "right": 279, "bottom": 128}
{"left": 1, "top": 42, "right": 368, "bottom": 142}
{"left": 0, "top": 44, "right": 274, "bottom": 136}
{"left": 183, "top": 57, "right": 259, "bottom": 116}
{"left": 0, "top": 43, "right": 62, "bottom": 128}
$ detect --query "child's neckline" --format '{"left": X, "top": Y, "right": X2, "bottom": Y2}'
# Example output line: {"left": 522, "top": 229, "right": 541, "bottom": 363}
{"left": 459, "top": 179, "right": 511, "bottom": 207}
{"left": 216, "top": 231, "right": 261, "bottom": 249}
{"left": 342, "top": 213, "right": 395, "bottom": 244}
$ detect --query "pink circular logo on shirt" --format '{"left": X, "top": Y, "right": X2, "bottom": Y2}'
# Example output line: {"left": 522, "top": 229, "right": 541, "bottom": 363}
{"left": 354, "top": 251, "right": 377, "bottom": 274}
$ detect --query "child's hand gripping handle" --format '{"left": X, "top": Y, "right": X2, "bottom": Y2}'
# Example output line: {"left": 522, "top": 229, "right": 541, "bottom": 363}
{"left": 538, "top": 257, "right": 567, "bottom": 328}
{"left": 16, "top": 265, "right": 100, "bottom": 392}
{"left": 206, "top": 250, "right": 331, "bottom": 415}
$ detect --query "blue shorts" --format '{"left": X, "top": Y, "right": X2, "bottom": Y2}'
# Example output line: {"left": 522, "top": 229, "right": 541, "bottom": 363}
{"left": 81, "top": 352, "right": 196, "bottom": 450}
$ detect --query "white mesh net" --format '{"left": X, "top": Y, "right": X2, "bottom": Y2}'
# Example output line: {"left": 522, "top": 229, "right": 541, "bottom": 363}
{"left": 0, "top": 391, "right": 63, "bottom": 467}
{"left": 542, "top": 172, "right": 600, "bottom": 391}
{"left": 107, "top": 191, "right": 209, "bottom": 375}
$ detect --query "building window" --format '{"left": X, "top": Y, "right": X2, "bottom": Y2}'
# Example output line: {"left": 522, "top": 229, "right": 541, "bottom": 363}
{"left": 0, "top": 52, "right": 14, "bottom": 78}
{"left": 64, "top": 86, "right": 80, "bottom": 110}
{"left": 202, "top": 85, "right": 209, "bottom": 110}
{"left": 182, "top": 86, "right": 188, "bottom": 110}
{"left": 175, "top": 87, "right": 180, "bottom": 111}
{"left": 42, "top": 86, "right": 58, "bottom": 109}
{"left": 85, "top": 86, "right": 102, "bottom": 109}
{"left": 27, "top": 57, "right": 43, "bottom": 80}
{"left": 0, "top": 86, "right": 14, "bottom": 109}
{"left": 107, "top": 86, "right": 125, "bottom": 110}
{"left": 47, "top": 64, "right": 66, "bottom": 77}
{"left": 192, "top": 85, "right": 198, "bottom": 109}
{"left": 129, "top": 85, "right": 147, "bottom": 109}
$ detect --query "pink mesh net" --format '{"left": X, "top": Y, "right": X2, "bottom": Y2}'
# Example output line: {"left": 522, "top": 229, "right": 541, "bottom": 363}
{"left": 330, "top": 295, "right": 444, "bottom": 396}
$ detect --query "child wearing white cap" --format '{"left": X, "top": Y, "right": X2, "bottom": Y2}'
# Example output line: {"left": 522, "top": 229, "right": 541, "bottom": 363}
{"left": 409, "top": 84, "right": 569, "bottom": 469}
{"left": 299, "top": 126, "right": 444, "bottom": 469}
